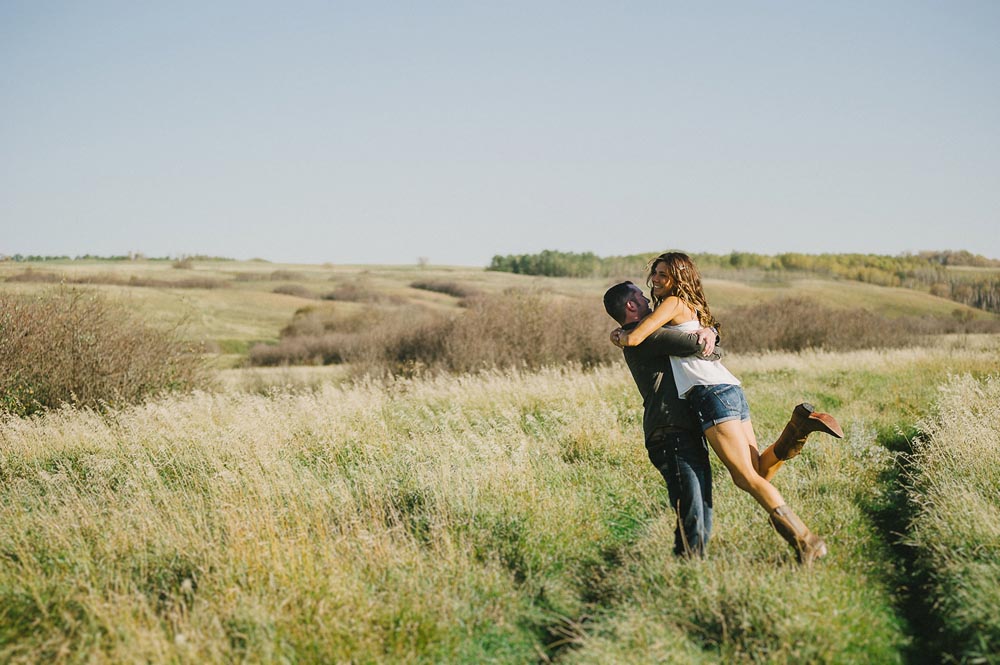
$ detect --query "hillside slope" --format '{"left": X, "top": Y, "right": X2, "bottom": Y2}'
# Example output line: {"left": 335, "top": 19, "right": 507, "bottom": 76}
{"left": 1, "top": 259, "right": 993, "bottom": 354}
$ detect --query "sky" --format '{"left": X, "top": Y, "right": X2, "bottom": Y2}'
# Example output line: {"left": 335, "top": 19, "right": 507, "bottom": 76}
{"left": 2, "top": 1, "right": 999, "bottom": 266}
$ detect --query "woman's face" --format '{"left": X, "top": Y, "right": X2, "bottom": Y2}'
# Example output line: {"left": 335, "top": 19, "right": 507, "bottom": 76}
{"left": 649, "top": 261, "right": 673, "bottom": 299}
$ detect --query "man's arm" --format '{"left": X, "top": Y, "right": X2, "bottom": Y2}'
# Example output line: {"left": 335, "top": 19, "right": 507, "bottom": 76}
{"left": 632, "top": 326, "right": 723, "bottom": 361}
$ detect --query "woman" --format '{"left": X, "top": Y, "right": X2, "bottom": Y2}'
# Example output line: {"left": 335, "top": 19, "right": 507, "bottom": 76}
{"left": 611, "top": 251, "right": 841, "bottom": 564}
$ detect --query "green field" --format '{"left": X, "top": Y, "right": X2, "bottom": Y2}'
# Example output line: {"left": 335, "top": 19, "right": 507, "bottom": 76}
{"left": 1, "top": 259, "right": 999, "bottom": 663}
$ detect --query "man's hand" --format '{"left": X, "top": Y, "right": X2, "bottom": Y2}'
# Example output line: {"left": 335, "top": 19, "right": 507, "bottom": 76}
{"left": 696, "top": 327, "right": 717, "bottom": 356}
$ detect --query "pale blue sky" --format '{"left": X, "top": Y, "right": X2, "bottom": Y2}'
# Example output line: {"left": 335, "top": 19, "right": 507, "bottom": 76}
{"left": 2, "top": 1, "right": 998, "bottom": 265}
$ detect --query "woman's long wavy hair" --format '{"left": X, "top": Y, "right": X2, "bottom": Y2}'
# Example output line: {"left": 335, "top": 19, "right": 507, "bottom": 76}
{"left": 646, "top": 251, "right": 719, "bottom": 329}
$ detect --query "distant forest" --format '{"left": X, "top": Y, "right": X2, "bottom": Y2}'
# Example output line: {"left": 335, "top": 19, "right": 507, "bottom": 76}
{"left": 488, "top": 250, "right": 1000, "bottom": 314}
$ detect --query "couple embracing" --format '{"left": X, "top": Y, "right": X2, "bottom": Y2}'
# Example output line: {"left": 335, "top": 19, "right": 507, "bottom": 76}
{"left": 603, "top": 252, "right": 843, "bottom": 564}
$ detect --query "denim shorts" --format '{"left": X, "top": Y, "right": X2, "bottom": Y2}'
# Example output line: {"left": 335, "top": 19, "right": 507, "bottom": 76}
{"left": 687, "top": 384, "right": 750, "bottom": 432}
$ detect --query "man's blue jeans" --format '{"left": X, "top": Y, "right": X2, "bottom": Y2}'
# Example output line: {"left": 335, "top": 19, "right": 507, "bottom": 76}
{"left": 646, "top": 428, "right": 713, "bottom": 557}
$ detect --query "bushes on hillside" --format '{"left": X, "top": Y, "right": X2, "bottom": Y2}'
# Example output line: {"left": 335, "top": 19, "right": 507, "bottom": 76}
{"left": 233, "top": 271, "right": 269, "bottom": 282}
{"left": 252, "top": 292, "right": 1000, "bottom": 375}
{"left": 0, "top": 288, "right": 207, "bottom": 416}
{"left": 718, "top": 298, "right": 904, "bottom": 353}
{"left": 249, "top": 290, "right": 618, "bottom": 375}
{"left": 249, "top": 306, "right": 428, "bottom": 368}
{"left": 270, "top": 270, "right": 306, "bottom": 281}
{"left": 322, "top": 279, "right": 406, "bottom": 305}
{"left": 272, "top": 284, "right": 316, "bottom": 299}
{"left": 434, "top": 290, "right": 615, "bottom": 372}
{"left": 252, "top": 291, "right": 1000, "bottom": 375}
{"left": 5, "top": 269, "right": 229, "bottom": 290}
{"left": 718, "top": 297, "right": 1000, "bottom": 353}
{"left": 409, "top": 280, "right": 481, "bottom": 299}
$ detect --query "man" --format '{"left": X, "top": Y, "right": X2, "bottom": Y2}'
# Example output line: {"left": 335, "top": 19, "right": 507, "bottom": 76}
{"left": 603, "top": 280, "right": 719, "bottom": 556}
{"left": 603, "top": 281, "right": 843, "bottom": 560}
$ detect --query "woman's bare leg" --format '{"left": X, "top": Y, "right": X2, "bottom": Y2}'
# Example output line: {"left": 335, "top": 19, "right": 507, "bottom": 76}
{"left": 757, "top": 444, "right": 784, "bottom": 482}
{"left": 741, "top": 420, "right": 784, "bottom": 482}
{"left": 749, "top": 417, "right": 786, "bottom": 481}
{"left": 705, "top": 420, "right": 784, "bottom": 512}
{"left": 708, "top": 419, "right": 828, "bottom": 563}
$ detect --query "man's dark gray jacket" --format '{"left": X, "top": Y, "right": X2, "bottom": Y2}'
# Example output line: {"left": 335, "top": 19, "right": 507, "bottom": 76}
{"left": 620, "top": 322, "right": 723, "bottom": 441}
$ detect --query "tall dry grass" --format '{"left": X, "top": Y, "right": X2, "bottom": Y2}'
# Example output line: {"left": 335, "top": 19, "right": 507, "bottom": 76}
{"left": 0, "top": 368, "right": 659, "bottom": 662}
{"left": 907, "top": 375, "right": 1000, "bottom": 662}
{"left": 6, "top": 342, "right": 999, "bottom": 662}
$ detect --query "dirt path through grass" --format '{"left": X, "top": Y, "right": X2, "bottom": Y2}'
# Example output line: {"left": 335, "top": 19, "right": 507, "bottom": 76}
{"left": 864, "top": 428, "right": 949, "bottom": 665}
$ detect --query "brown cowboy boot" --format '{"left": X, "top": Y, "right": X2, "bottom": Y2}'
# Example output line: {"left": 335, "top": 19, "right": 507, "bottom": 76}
{"left": 769, "top": 504, "right": 827, "bottom": 565}
{"left": 773, "top": 403, "right": 844, "bottom": 461}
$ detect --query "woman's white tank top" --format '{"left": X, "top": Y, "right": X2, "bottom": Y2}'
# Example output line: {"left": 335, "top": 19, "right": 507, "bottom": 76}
{"left": 667, "top": 319, "right": 741, "bottom": 398}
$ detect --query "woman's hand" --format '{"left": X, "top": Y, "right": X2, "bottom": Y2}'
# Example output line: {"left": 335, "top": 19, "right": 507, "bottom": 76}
{"left": 610, "top": 328, "right": 627, "bottom": 348}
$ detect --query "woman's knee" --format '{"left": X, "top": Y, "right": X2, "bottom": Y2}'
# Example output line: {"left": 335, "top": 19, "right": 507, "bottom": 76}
{"left": 728, "top": 469, "right": 755, "bottom": 492}
{"left": 729, "top": 468, "right": 771, "bottom": 494}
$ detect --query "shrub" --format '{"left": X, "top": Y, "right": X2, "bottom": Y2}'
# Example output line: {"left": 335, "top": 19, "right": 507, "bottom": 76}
{"left": 249, "top": 333, "right": 360, "bottom": 366}
{"left": 322, "top": 280, "right": 405, "bottom": 305}
{"left": 278, "top": 306, "right": 369, "bottom": 337}
{"left": 233, "top": 272, "right": 269, "bottom": 282}
{"left": 248, "top": 307, "right": 438, "bottom": 368}
{"left": 269, "top": 270, "right": 306, "bottom": 281}
{"left": 161, "top": 277, "right": 229, "bottom": 289}
{"left": 5, "top": 268, "right": 62, "bottom": 283}
{"left": 171, "top": 258, "right": 193, "bottom": 270}
{"left": 410, "top": 280, "right": 481, "bottom": 299}
{"left": 247, "top": 305, "right": 376, "bottom": 366}
{"left": 250, "top": 289, "right": 618, "bottom": 375}
{"left": 272, "top": 284, "right": 315, "bottom": 299}
{"left": 6, "top": 270, "right": 228, "bottom": 290}
{"left": 718, "top": 297, "right": 919, "bottom": 353}
{"left": 719, "top": 297, "right": 1000, "bottom": 353}
{"left": 0, "top": 288, "right": 208, "bottom": 416}
{"left": 253, "top": 293, "right": 1000, "bottom": 373}
{"left": 322, "top": 282, "right": 367, "bottom": 302}
{"left": 418, "top": 290, "right": 616, "bottom": 373}
{"left": 896, "top": 312, "right": 1000, "bottom": 335}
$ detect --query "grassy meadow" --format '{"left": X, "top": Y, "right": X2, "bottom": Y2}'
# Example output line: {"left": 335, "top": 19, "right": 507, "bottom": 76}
{"left": 906, "top": 375, "right": 1000, "bottom": 663}
{"left": 2, "top": 257, "right": 999, "bottom": 663}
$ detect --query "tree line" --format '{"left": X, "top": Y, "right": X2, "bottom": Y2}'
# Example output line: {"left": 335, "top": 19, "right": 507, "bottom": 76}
{"left": 487, "top": 249, "right": 1000, "bottom": 314}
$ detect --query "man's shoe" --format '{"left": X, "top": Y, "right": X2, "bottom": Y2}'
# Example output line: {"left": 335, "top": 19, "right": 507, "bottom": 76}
{"left": 773, "top": 403, "right": 844, "bottom": 461}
